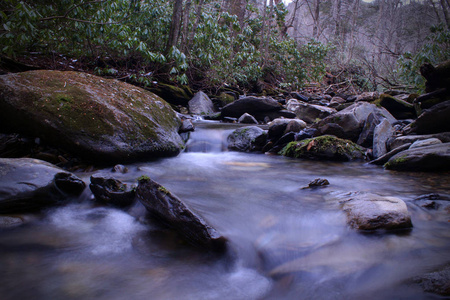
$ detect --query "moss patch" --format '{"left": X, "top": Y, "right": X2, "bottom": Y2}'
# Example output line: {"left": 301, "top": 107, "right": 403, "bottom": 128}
{"left": 279, "top": 135, "right": 364, "bottom": 161}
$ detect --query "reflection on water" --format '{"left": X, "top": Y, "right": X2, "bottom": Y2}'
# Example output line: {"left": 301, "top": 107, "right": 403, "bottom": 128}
{"left": 0, "top": 122, "right": 449, "bottom": 299}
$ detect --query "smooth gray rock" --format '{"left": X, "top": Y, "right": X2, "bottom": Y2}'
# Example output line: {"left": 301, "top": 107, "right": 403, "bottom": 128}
{"left": 238, "top": 113, "right": 258, "bottom": 124}
{"left": 315, "top": 102, "right": 397, "bottom": 142}
{"left": 221, "top": 96, "right": 281, "bottom": 121}
{"left": 0, "top": 158, "right": 85, "bottom": 213}
{"left": 409, "top": 138, "right": 442, "bottom": 149}
{"left": 369, "top": 143, "right": 412, "bottom": 165}
{"left": 339, "top": 192, "right": 412, "bottom": 230}
{"left": 385, "top": 142, "right": 450, "bottom": 171}
{"left": 286, "top": 99, "right": 336, "bottom": 123}
{"left": 136, "top": 177, "right": 227, "bottom": 252}
{"left": 388, "top": 132, "right": 450, "bottom": 150}
{"left": 373, "top": 118, "right": 395, "bottom": 158}
{"left": 227, "top": 126, "right": 267, "bottom": 152}
{"left": 188, "top": 91, "right": 215, "bottom": 115}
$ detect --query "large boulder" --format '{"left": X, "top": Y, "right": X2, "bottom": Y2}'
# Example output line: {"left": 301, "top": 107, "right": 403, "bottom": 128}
{"left": 406, "top": 100, "right": 450, "bottom": 134}
{"left": 338, "top": 192, "right": 412, "bottom": 230}
{"left": 0, "top": 158, "right": 85, "bottom": 213}
{"left": 136, "top": 177, "right": 227, "bottom": 252}
{"left": 220, "top": 96, "right": 282, "bottom": 122}
{"left": 188, "top": 91, "right": 215, "bottom": 115}
{"left": 384, "top": 143, "right": 450, "bottom": 172}
{"left": 379, "top": 94, "right": 416, "bottom": 119}
{"left": 279, "top": 135, "right": 365, "bottom": 161}
{"left": 315, "top": 102, "right": 396, "bottom": 143}
{"left": 373, "top": 118, "right": 395, "bottom": 158}
{"left": 227, "top": 126, "right": 267, "bottom": 152}
{"left": 0, "top": 70, "right": 185, "bottom": 163}
{"left": 286, "top": 99, "right": 336, "bottom": 123}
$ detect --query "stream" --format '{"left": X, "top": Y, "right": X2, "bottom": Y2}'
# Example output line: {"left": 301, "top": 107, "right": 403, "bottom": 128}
{"left": 1, "top": 121, "right": 449, "bottom": 300}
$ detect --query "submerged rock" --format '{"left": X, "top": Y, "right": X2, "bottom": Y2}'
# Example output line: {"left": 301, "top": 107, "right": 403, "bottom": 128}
{"left": 414, "top": 265, "right": 450, "bottom": 296}
{"left": 0, "top": 158, "right": 85, "bottom": 213}
{"left": 89, "top": 176, "right": 135, "bottom": 207}
{"left": 227, "top": 126, "right": 267, "bottom": 152}
{"left": 301, "top": 178, "right": 330, "bottom": 189}
{"left": 136, "top": 177, "right": 227, "bottom": 252}
{"left": 338, "top": 192, "right": 412, "bottom": 230}
{"left": 384, "top": 143, "right": 450, "bottom": 172}
{"left": 279, "top": 135, "right": 365, "bottom": 161}
{"left": 0, "top": 70, "right": 184, "bottom": 163}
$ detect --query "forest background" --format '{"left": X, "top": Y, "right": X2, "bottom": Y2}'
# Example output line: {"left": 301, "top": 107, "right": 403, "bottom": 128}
{"left": 1, "top": 0, "right": 449, "bottom": 95}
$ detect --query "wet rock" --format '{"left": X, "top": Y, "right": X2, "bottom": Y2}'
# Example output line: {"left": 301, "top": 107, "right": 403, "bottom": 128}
{"left": 379, "top": 94, "right": 416, "bottom": 119}
{"left": 0, "top": 216, "right": 24, "bottom": 228}
{"left": 220, "top": 96, "right": 281, "bottom": 122}
{"left": 414, "top": 265, "right": 450, "bottom": 296}
{"left": 89, "top": 176, "right": 136, "bottom": 207}
{"left": 238, "top": 113, "right": 258, "bottom": 124}
{"left": 373, "top": 118, "right": 395, "bottom": 158}
{"left": 188, "top": 91, "right": 215, "bottom": 115}
{"left": 0, "top": 70, "right": 184, "bottom": 164}
{"left": 179, "top": 118, "right": 195, "bottom": 133}
{"left": 301, "top": 178, "right": 330, "bottom": 189}
{"left": 227, "top": 126, "right": 267, "bottom": 152}
{"left": 0, "top": 133, "right": 35, "bottom": 157}
{"left": 268, "top": 118, "right": 306, "bottom": 143}
{"left": 357, "top": 112, "right": 383, "bottom": 148}
{"left": 0, "top": 158, "right": 85, "bottom": 213}
{"left": 388, "top": 132, "right": 450, "bottom": 150}
{"left": 406, "top": 100, "right": 450, "bottom": 134}
{"left": 279, "top": 135, "right": 365, "bottom": 161}
{"left": 112, "top": 164, "right": 129, "bottom": 173}
{"left": 286, "top": 99, "right": 336, "bottom": 123}
{"left": 295, "top": 128, "right": 318, "bottom": 141}
{"left": 384, "top": 143, "right": 450, "bottom": 172}
{"left": 315, "top": 102, "right": 396, "bottom": 143}
{"left": 136, "top": 177, "right": 228, "bottom": 252}
{"left": 338, "top": 192, "right": 412, "bottom": 230}
{"left": 369, "top": 143, "right": 411, "bottom": 165}
{"left": 266, "top": 132, "right": 297, "bottom": 154}
{"left": 409, "top": 138, "right": 442, "bottom": 149}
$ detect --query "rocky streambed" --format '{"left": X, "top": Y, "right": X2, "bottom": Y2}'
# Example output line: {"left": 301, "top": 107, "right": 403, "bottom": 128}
{"left": 0, "top": 68, "right": 449, "bottom": 299}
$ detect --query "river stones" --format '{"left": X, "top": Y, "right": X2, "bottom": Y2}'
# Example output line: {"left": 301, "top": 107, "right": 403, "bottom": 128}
{"left": 0, "top": 70, "right": 184, "bottom": 163}
{"left": 384, "top": 142, "right": 450, "bottom": 172}
{"left": 89, "top": 176, "right": 136, "bottom": 207}
{"left": 414, "top": 265, "right": 450, "bottom": 296}
{"left": 136, "top": 177, "right": 227, "bottom": 252}
{"left": 338, "top": 192, "right": 412, "bottom": 230}
{"left": 286, "top": 99, "right": 337, "bottom": 124}
{"left": 0, "top": 158, "right": 86, "bottom": 213}
{"left": 406, "top": 100, "right": 450, "bottom": 134}
{"left": 279, "top": 135, "right": 365, "bottom": 161}
{"left": 227, "top": 126, "right": 267, "bottom": 152}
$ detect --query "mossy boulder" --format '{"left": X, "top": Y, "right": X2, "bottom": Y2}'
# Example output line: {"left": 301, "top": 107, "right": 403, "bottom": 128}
{"left": 279, "top": 135, "right": 365, "bottom": 161}
{"left": 379, "top": 94, "right": 416, "bottom": 119}
{"left": 147, "top": 83, "right": 193, "bottom": 106}
{"left": 0, "top": 70, "right": 184, "bottom": 163}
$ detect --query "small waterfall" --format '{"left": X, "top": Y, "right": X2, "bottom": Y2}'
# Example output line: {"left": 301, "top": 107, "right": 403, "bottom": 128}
{"left": 185, "top": 122, "right": 235, "bottom": 153}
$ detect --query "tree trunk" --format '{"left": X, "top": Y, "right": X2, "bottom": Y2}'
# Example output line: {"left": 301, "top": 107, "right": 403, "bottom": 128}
{"left": 187, "top": 0, "right": 204, "bottom": 51}
{"left": 181, "top": 0, "right": 192, "bottom": 53}
{"left": 166, "top": 0, "right": 184, "bottom": 54}
{"left": 440, "top": 0, "right": 450, "bottom": 28}
{"left": 428, "top": 0, "right": 442, "bottom": 24}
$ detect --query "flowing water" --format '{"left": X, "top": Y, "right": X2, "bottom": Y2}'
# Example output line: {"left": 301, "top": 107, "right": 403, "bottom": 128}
{"left": 1, "top": 121, "right": 449, "bottom": 300}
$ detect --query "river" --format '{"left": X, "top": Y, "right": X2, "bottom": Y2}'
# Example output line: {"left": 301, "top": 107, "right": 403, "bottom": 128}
{"left": 1, "top": 121, "right": 449, "bottom": 299}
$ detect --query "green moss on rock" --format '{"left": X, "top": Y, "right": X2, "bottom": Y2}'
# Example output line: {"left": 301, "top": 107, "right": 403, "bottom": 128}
{"left": 279, "top": 135, "right": 365, "bottom": 161}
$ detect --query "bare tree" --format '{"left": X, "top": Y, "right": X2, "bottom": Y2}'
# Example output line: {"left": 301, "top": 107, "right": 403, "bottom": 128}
{"left": 166, "top": 0, "right": 184, "bottom": 54}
